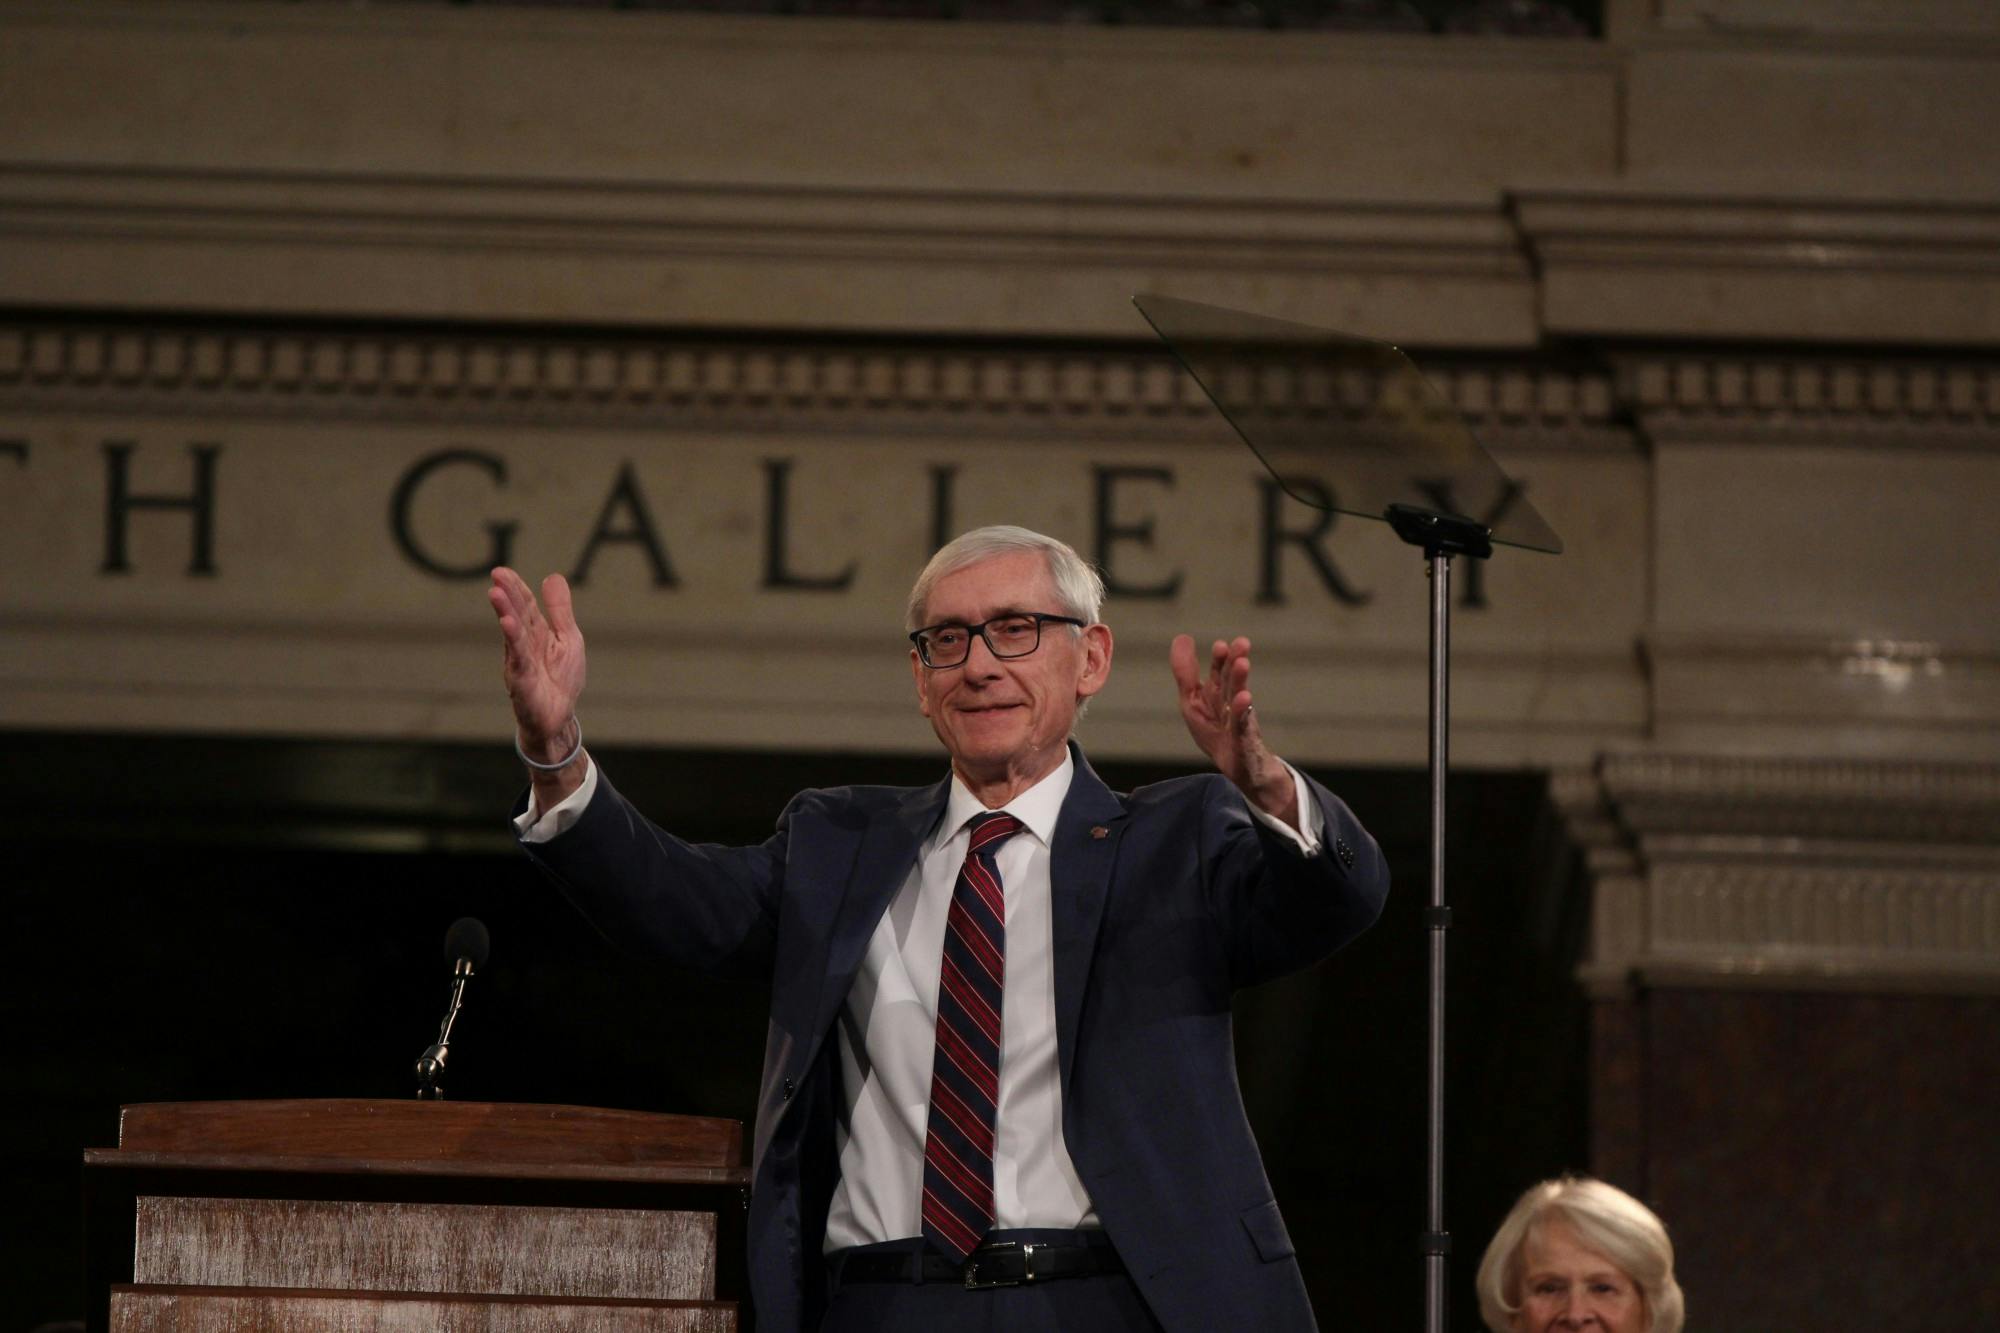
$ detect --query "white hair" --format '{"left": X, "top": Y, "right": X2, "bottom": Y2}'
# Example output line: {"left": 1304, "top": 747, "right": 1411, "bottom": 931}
{"left": 1476, "top": 1176, "right": 1684, "bottom": 1333}
{"left": 905, "top": 526, "right": 1105, "bottom": 632}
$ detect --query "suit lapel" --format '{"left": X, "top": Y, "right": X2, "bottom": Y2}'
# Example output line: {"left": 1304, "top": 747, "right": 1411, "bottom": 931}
{"left": 808, "top": 775, "right": 949, "bottom": 1052}
{"left": 1049, "top": 744, "right": 1127, "bottom": 1096}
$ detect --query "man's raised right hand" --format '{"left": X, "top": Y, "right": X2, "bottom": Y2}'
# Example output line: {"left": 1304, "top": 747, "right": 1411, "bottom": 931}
{"left": 488, "top": 567, "right": 587, "bottom": 766}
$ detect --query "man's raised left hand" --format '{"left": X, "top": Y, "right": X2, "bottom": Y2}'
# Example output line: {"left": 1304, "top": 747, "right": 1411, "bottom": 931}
{"left": 1170, "top": 633, "right": 1300, "bottom": 831}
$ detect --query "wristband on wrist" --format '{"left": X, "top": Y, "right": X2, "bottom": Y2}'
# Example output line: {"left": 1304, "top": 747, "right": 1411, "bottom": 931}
{"left": 515, "top": 716, "right": 583, "bottom": 773}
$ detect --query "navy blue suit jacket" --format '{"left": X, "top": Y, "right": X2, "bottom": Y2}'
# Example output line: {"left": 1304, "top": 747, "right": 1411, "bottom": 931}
{"left": 518, "top": 744, "right": 1388, "bottom": 1332}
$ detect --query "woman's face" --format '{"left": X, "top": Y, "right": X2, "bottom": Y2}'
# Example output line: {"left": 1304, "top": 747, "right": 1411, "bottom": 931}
{"left": 1509, "top": 1219, "right": 1645, "bottom": 1333}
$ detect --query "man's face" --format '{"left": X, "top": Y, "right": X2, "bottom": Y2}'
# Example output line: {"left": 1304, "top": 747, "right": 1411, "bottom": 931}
{"left": 911, "top": 550, "right": 1112, "bottom": 789}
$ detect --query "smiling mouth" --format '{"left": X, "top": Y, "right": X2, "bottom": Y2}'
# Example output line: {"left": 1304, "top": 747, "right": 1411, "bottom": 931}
{"left": 960, "top": 703, "right": 1025, "bottom": 714}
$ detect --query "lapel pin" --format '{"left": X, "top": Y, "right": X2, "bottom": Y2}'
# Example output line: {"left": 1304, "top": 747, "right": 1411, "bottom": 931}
{"left": 1090, "top": 826, "right": 1109, "bottom": 839}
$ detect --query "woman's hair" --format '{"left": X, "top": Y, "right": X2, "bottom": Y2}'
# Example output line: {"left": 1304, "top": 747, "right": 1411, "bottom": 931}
{"left": 1475, "top": 1175, "right": 1684, "bottom": 1333}
{"left": 905, "top": 525, "right": 1104, "bottom": 632}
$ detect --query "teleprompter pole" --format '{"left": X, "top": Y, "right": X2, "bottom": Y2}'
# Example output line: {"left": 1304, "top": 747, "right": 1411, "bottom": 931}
{"left": 1424, "top": 548, "right": 1451, "bottom": 1333}
{"left": 1385, "top": 504, "right": 1492, "bottom": 1333}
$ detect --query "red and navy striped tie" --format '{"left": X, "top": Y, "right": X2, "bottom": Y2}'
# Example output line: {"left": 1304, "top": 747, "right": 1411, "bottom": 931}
{"left": 920, "top": 810, "right": 1023, "bottom": 1260}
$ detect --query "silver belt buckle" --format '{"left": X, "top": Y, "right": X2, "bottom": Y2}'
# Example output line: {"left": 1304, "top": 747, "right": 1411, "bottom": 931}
{"left": 963, "top": 1240, "right": 1039, "bottom": 1289}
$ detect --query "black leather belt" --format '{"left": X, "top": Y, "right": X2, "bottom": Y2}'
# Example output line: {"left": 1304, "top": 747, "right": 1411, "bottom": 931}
{"left": 837, "top": 1239, "right": 1125, "bottom": 1290}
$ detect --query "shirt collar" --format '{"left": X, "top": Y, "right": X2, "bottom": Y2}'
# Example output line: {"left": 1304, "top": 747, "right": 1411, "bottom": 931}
{"left": 938, "top": 748, "right": 1073, "bottom": 851}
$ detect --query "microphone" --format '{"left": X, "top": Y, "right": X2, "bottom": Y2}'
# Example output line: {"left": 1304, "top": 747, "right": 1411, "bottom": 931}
{"left": 415, "top": 917, "right": 490, "bottom": 1100}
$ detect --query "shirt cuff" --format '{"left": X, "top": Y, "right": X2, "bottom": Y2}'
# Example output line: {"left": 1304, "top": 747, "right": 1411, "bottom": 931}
{"left": 1244, "top": 762, "right": 1324, "bottom": 855}
{"left": 513, "top": 756, "right": 600, "bottom": 844}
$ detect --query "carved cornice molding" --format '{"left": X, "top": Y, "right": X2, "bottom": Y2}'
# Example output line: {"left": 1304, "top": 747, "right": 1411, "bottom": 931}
{"left": 0, "top": 164, "right": 1538, "bottom": 345}
{"left": 1613, "top": 352, "right": 2000, "bottom": 447}
{"left": 11, "top": 318, "right": 1998, "bottom": 451}
{"left": 1645, "top": 860, "right": 2000, "bottom": 981}
{"left": 1561, "top": 751, "right": 2000, "bottom": 993}
{"left": 1519, "top": 189, "right": 2000, "bottom": 264}
{"left": 0, "top": 321, "right": 1628, "bottom": 448}
{"left": 1602, "top": 749, "right": 2000, "bottom": 808}
{"left": 1601, "top": 745, "right": 2000, "bottom": 842}
{"left": 1516, "top": 188, "right": 2000, "bottom": 346}
{"left": 0, "top": 164, "right": 1525, "bottom": 277}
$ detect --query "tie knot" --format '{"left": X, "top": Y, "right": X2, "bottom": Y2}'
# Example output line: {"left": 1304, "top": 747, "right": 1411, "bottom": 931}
{"left": 965, "top": 811, "right": 1023, "bottom": 857}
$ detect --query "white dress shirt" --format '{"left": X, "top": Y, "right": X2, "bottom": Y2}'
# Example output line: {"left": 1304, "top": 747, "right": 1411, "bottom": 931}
{"left": 822, "top": 751, "right": 1094, "bottom": 1249}
{"left": 516, "top": 746, "right": 1325, "bottom": 1253}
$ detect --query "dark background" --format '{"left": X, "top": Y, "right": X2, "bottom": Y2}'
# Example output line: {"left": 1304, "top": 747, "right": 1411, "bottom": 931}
{"left": 4, "top": 730, "right": 1587, "bottom": 1331}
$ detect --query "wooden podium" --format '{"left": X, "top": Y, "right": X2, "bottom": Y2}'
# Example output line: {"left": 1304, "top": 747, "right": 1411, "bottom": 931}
{"left": 82, "top": 1099, "right": 752, "bottom": 1332}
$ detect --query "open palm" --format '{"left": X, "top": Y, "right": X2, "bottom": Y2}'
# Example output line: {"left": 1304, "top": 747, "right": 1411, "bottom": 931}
{"left": 487, "top": 567, "right": 587, "bottom": 751}
{"left": 1170, "top": 632, "right": 1294, "bottom": 825}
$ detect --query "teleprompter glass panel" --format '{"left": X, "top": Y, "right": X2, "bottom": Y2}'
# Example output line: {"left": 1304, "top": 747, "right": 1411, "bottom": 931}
{"left": 1133, "top": 293, "right": 1562, "bottom": 555}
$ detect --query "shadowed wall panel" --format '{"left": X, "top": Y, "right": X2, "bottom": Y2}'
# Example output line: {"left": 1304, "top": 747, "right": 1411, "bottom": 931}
{"left": 1642, "top": 989, "right": 2000, "bottom": 1329}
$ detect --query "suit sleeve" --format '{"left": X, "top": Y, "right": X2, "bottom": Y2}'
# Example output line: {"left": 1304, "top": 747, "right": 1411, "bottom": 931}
{"left": 513, "top": 769, "right": 793, "bottom": 983}
{"left": 1199, "top": 772, "right": 1389, "bottom": 990}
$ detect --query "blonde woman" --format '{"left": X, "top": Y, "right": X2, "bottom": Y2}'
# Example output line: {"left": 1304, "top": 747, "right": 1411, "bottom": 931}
{"left": 1476, "top": 1176, "right": 1685, "bottom": 1333}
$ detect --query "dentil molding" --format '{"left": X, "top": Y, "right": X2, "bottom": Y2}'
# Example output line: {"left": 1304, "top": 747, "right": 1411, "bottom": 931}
{"left": 11, "top": 319, "right": 2000, "bottom": 446}
{"left": 0, "top": 320, "right": 1632, "bottom": 446}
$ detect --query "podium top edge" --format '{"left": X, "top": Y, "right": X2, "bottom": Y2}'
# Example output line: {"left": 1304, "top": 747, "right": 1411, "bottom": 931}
{"left": 108, "top": 1099, "right": 747, "bottom": 1172}
{"left": 83, "top": 1147, "right": 751, "bottom": 1189}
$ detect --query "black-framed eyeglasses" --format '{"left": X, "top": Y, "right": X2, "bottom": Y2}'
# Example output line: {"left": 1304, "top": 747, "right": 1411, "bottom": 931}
{"left": 909, "top": 613, "right": 1086, "bottom": 669}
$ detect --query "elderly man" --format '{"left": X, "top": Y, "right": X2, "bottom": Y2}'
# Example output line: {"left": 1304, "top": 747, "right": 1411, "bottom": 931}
{"left": 489, "top": 525, "right": 1388, "bottom": 1333}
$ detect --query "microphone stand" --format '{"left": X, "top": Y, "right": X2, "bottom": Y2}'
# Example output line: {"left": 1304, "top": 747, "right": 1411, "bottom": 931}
{"left": 415, "top": 955, "right": 475, "bottom": 1100}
